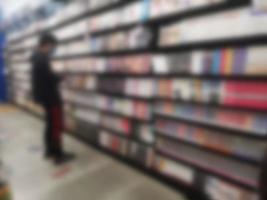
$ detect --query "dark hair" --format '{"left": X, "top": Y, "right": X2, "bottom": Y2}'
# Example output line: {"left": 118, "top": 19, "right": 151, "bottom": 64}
{"left": 39, "top": 33, "right": 58, "bottom": 47}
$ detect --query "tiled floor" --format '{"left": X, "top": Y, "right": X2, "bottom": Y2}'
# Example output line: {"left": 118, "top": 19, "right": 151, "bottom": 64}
{"left": 0, "top": 105, "right": 186, "bottom": 200}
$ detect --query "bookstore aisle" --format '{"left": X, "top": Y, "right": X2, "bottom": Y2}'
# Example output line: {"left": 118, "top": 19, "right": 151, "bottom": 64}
{"left": 0, "top": 105, "right": 186, "bottom": 200}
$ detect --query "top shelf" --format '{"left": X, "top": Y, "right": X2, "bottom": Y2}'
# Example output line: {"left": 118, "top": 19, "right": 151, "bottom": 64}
{"left": 7, "top": 0, "right": 250, "bottom": 46}
{"left": 8, "top": 0, "right": 140, "bottom": 45}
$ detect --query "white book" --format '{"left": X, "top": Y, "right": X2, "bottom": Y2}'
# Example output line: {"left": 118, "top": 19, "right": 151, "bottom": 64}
{"left": 152, "top": 55, "right": 169, "bottom": 74}
{"left": 156, "top": 156, "right": 194, "bottom": 184}
{"left": 246, "top": 47, "right": 267, "bottom": 74}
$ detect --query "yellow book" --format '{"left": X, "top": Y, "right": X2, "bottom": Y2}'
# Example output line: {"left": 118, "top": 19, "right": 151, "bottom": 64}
{"left": 224, "top": 48, "right": 234, "bottom": 75}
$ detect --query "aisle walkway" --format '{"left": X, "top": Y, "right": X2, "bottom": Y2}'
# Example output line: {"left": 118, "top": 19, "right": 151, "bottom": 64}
{"left": 0, "top": 105, "right": 186, "bottom": 200}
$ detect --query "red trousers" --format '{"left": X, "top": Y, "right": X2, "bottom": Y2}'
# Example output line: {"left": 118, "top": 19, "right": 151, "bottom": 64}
{"left": 44, "top": 105, "right": 63, "bottom": 156}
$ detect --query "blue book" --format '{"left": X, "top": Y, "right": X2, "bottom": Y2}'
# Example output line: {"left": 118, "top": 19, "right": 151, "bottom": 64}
{"left": 211, "top": 50, "right": 221, "bottom": 75}
{"left": 141, "top": 0, "right": 150, "bottom": 22}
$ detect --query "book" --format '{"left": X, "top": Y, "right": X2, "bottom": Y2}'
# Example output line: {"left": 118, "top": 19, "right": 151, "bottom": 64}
{"left": 154, "top": 155, "right": 194, "bottom": 184}
{"left": 99, "top": 130, "right": 128, "bottom": 155}
{"left": 222, "top": 81, "right": 267, "bottom": 110}
{"left": 136, "top": 124, "right": 155, "bottom": 144}
{"left": 205, "top": 176, "right": 259, "bottom": 200}
{"left": 246, "top": 47, "right": 267, "bottom": 75}
{"left": 129, "top": 142, "right": 154, "bottom": 167}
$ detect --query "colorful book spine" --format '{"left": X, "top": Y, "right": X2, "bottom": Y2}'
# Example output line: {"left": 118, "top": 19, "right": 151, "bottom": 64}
{"left": 232, "top": 48, "right": 247, "bottom": 75}
{"left": 211, "top": 50, "right": 221, "bottom": 75}
{"left": 220, "top": 48, "right": 234, "bottom": 75}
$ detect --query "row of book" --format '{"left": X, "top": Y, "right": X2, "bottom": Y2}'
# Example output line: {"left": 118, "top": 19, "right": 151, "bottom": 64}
{"left": 65, "top": 75, "right": 97, "bottom": 91}
{"left": 62, "top": 89, "right": 152, "bottom": 120}
{"left": 55, "top": 39, "right": 90, "bottom": 57}
{"left": 74, "top": 107, "right": 101, "bottom": 125}
{"left": 89, "top": 26, "right": 153, "bottom": 53}
{"left": 99, "top": 130, "right": 154, "bottom": 166}
{"left": 7, "top": 0, "right": 266, "bottom": 52}
{"left": 155, "top": 101, "right": 267, "bottom": 135}
{"left": 9, "top": 51, "right": 32, "bottom": 62}
{"left": 8, "top": 62, "right": 31, "bottom": 72}
{"left": 99, "top": 130, "right": 128, "bottom": 155}
{"left": 89, "top": 0, "right": 226, "bottom": 32}
{"left": 55, "top": 46, "right": 267, "bottom": 76}
{"left": 54, "top": 27, "right": 153, "bottom": 56}
{"left": 159, "top": 8, "right": 267, "bottom": 47}
{"left": 12, "top": 72, "right": 30, "bottom": 82}
{"left": 64, "top": 77, "right": 267, "bottom": 111}
{"left": 7, "top": 0, "right": 226, "bottom": 45}
{"left": 56, "top": 54, "right": 152, "bottom": 74}
{"left": 153, "top": 47, "right": 267, "bottom": 76}
{"left": 154, "top": 155, "right": 258, "bottom": 200}
{"left": 7, "top": 0, "right": 121, "bottom": 42}
{"left": 205, "top": 176, "right": 258, "bottom": 200}
{"left": 156, "top": 138, "right": 260, "bottom": 188}
{"left": 9, "top": 41, "right": 267, "bottom": 79}
{"left": 72, "top": 106, "right": 133, "bottom": 136}
{"left": 53, "top": 19, "right": 88, "bottom": 41}
{"left": 157, "top": 79, "right": 267, "bottom": 110}
{"left": 64, "top": 101, "right": 155, "bottom": 145}
{"left": 155, "top": 118, "right": 266, "bottom": 160}
{"left": 101, "top": 114, "right": 132, "bottom": 135}
{"left": 97, "top": 78, "right": 155, "bottom": 98}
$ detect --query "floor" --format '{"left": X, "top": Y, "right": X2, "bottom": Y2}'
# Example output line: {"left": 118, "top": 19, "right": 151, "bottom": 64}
{"left": 0, "top": 105, "right": 186, "bottom": 200}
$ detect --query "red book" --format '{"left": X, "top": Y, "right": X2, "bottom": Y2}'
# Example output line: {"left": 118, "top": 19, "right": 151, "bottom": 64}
{"left": 216, "top": 110, "right": 249, "bottom": 127}
{"left": 223, "top": 81, "right": 267, "bottom": 110}
{"left": 121, "top": 119, "right": 131, "bottom": 135}
{"left": 220, "top": 49, "right": 227, "bottom": 74}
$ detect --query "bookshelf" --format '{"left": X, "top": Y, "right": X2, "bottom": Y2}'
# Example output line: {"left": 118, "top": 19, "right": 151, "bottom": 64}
{"left": 5, "top": 0, "right": 267, "bottom": 199}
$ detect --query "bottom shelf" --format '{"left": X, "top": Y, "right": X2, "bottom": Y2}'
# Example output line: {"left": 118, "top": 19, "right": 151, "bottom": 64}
{"left": 66, "top": 130, "right": 207, "bottom": 200}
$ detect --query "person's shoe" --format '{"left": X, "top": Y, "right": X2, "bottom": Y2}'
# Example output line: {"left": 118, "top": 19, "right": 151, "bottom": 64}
{"left": 53, "top": 153, "right": 76, "bottom": 166}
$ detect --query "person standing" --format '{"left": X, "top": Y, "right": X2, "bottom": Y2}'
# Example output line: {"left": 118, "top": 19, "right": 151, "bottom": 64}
{"left": 31, "top": 33, "right": 74, "bottom": 165}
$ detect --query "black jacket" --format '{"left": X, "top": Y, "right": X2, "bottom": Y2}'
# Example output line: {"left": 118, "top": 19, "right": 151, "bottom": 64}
{"left": 31, "top": 51, "right": 61, "bottom": 106}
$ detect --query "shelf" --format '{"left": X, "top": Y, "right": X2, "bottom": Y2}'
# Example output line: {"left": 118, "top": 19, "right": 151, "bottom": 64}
{"left": 155, "top": 112, "right": 267, "bottom": 140}
{"left": 156, "top": 129, "right": 261, "bottom": 166}
{"left": 90, "top": 0, "right": 249, "bottom": 37}
{"left": 152, "top": 74, "right": 267, "bottom": 81}
{"left": 98, "top": 91, "right": 153, "bottom": 101}
{"left": 51, "top": 35, "right": 267, "bottom": 60}
{"left": 64, "top": 86, "right": 153, "bottom": 101}
{"left": 62, "top": 71, "right": 154, "bottom": 77}
{"left": 7, "top": 35, "right": 267, "bottom": 60}
{"left": 74, "top": 115, "right": 153, "bottom": 146}
{"left": 157, "top": 149, "right": 258, "bottom": 192}
{"left": 65, "top": 100, "right": 152, "bottom": 123}
{"left": 7, "top": 34, "right": 86, "bottom": 55}
{"left": 7, "top": 1, "right": 254, "bottom": 55}
{"left": 155, "top": 98, "right": 267, "bottom": 114}
{"left": 102, "top": 126, "right": 153, "bottom": 146}
{"left": 8, "top": 0, "right": 140, "bottom": 45}
{"left": 63, "top": 71, "right": 267, "bottom": 81}
{"left": 7, "top": 0, "right": 248, "bottom": 45}
{"left": 101, "top": 109, "right": 152, "bottom": 123}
